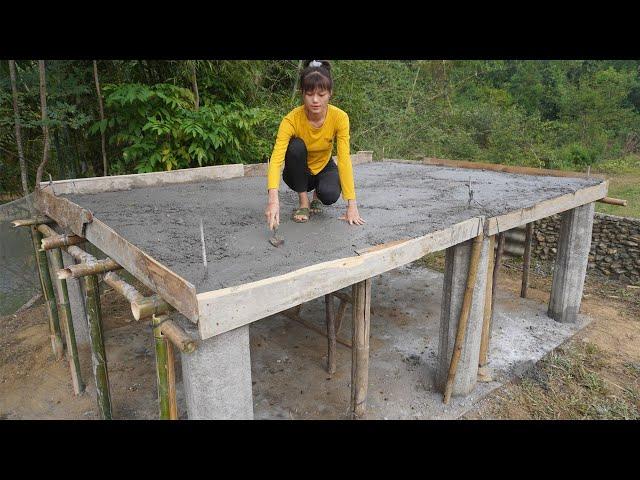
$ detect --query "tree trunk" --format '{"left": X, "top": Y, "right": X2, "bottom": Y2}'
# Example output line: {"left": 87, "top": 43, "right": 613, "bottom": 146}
{"left": 190, "top": 61, "right": 200, "bottom": 110}
{"left": 291, "top": 60, "right": 303, "bottom": 103}
{"left": 35, "top": 60, "right": 50, "bottom": 190}
{"left": 8, "top": 60, "right": 29, "bottom": 196}
{"left": 93, "top": 60, "right": 108, "bottom": 176}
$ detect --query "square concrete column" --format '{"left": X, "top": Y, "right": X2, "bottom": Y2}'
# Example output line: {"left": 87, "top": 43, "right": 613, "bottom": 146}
{"left": 61, "top": 250, "right": 90, "bottom": 346}
{"left": 180, "top": 323, "right": 253, "bottom": 419}
{"left": 436, "top": 235, "right": 491, "bottom": 397}
{"left": 548, "top": 202, "right": 595, "bottom": 323}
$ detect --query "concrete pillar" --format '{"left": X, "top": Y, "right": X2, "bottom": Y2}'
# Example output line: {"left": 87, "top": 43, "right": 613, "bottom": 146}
{"left": 61, "top": 249, "right": 90, "bottom": 346}
{"left": 548, "top": 203, "right": 595, "bottom": 323}
{"left": 180, "top": 323, "right": 253, "bottom": 419}
{"left": 436, "top": 236, "right": 491, "bottom": 397}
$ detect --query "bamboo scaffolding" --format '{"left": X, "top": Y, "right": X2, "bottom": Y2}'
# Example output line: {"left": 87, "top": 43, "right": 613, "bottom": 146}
{"left": 12, "top": 216, "right": 54, "bottom": 228}
{"left": 443, "top": 234, "right": 484, "bottom": 404}
{"left": 103, "top": 271, "right": 144, "bottom": 305}
{"left": 166, "top": 341, "right": 178, "bottom": 420}
{"left": 83, "top": 272, "right": 112, "bottom": 419}
{"left": 131, "top": 294, "right": 173, "bottom": 321}
{"left": 152, "top": 314, "right": 171, "bottom": 420}
{"left": 49, "top": 246, "right": 85, "bottom": 395}
{"left": 159, "top": 319, "right": 197, "bottom": 353}
{"left": 41, "top": 232, "right": 85, "bottom": 251}
{"left": 521, "top": 223, "right": 534, "bottom": 298}
{"left": 30, "top": 225, "right": 64, "bottom": 360}
{"left": 57, "top": 258, "right": 122, "bottom": 279}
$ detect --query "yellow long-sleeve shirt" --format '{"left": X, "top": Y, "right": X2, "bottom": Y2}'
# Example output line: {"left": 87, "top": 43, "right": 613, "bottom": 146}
{"left": 267, "top": 104, "right": 356, "bottom": 200}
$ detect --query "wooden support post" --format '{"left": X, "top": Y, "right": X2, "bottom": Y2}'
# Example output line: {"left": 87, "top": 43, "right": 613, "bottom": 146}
{"left": 443, "top": 233, "right": 484, "bottom": 404}
{"left": 49, "top": 246, "right": 85, "bottom": 395}
{"left": 83, "top": 273, "right": 112, "bottom": 419}
{"left": 491, "top": 232, "right": 506, "bottom": 318}
{"left": 325, "top": 294, "right": 336, "bottom": 375}
{"left": 478, "top": 235, "right": 496, "bottom": 382}
{"left": 152, "top": 314, "right": 171, "bottom": 420}
{"left": 350, "top": 278, "right": 371, "bottom": 419}
{"left": 521, "top": 222, "right": 534, "bottom": 298}
{"left": 30, "top": 225, "right": 64, "bottom": 360}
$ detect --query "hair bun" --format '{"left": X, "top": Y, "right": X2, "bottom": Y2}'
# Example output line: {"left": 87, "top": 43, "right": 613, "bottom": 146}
{"left": 306, "top": 59, "right": 331, "bottom": 71}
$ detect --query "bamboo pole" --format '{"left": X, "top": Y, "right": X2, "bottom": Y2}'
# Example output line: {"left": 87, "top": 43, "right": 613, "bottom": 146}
{"left": 41, "top": 232, "right": 85, "bottom": 251}
{"left": 159, "top": 320, "right": 197, "bottom": 353}
{"left": 443, "top": 234, "right": 484, "bottom": 404}
{"left": 166, "top": 341, "right": 178, "bottom": 420}
{"left": 331, "top": 291, "right": 353, "bottom": 304}
{"left": 597, "top": 196, "right": 627, "bottom": 206}
{"left": 83, "top": 273, "right": 112, "bottom": 419}
{"left": 152, "top": 314, "right": 171, "bottom": 420}
{"left": 30, "top": 225, "right": 64, "bottom": 360}
{"left": 103, "top": 271, "right": 144, "bottom": 305}
{"left": 478, "top": 235, "right": 496, "bottom": 381}
{"left": 49, "top": 246, "right": 85, "bottom": 395}
{"left": 57, "top": 258, "right": 121, "bottom": 279}
{"left": 131, "top": 294, "right": 173, "bottom": 321}
{"left": 351, "top": 278, "right": 371, "bottom": 418}
{"left": 12, "top": 217, "right": 54, "bottom": 228}
{"left": 325, "top": 294, "right": 337, "bottom": 375}
{"left": 520, "top": 223, "right": 534, "bottom": 298}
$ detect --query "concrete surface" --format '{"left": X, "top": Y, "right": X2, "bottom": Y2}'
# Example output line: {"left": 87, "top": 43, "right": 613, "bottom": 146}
{"left": 63, "top": 162, "right": 602, "bottom": 293}
{"left": 249, "top": 263, "right": 589, "bottom": 419}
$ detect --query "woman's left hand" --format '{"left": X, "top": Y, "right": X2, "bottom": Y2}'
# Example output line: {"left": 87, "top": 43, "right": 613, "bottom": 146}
{"left": 339, "top": 202, "right": 366, "bottom": 226}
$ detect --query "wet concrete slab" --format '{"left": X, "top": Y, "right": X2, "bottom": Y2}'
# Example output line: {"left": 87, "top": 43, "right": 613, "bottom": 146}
{"left": 63, "top": 162, "right": 601, "bottom": 293}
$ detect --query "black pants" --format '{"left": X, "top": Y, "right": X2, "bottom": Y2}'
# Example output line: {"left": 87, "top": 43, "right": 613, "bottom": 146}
{"left": 282, "top": 137, "right": 341, "bottom": 205}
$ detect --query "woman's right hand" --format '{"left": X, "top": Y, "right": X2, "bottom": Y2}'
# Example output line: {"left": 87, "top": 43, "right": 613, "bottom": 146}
{"left": 265, "top": 200, "right": 280, "bottom": 230}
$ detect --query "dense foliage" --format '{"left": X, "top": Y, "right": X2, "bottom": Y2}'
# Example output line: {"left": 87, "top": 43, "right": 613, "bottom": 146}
{"left": 1, "top": 60, "right": 639, "bottom": 196}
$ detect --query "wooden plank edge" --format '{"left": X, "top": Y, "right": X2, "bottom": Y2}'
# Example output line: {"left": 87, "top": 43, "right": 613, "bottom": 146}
{"left": 485, "top": 180, "right": 608, "bottom": 235}
{"left": 40, "top": 164, "right": 245, "bottom": 195}
{"left": 196, "top": 216, "right": 483, "bottom": 340}
{"left": 85, "top": 218, "right": 199, "bottom": 322}
{"left": 382, "top": 157, "right": 606, "bottom": 180}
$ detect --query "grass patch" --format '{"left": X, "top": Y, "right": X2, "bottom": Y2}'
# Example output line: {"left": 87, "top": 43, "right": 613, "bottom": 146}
{"left": 509, "top": 341, "right": 639, "bottom": 419}
{"left": 593, "top": 155, "right": 640, "bottom": 218}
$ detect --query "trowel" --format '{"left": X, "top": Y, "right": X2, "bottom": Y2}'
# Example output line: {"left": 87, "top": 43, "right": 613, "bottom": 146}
{"left": 269, "top": 225, "right": 284, "bottom": 248}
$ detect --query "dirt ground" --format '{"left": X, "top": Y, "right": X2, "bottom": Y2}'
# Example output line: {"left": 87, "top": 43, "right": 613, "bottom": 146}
{"left": 462, "top": 259, "right": 640, "bottom": 420}
{"left": 1, "top": 255, "right": 638, "bottom": 420}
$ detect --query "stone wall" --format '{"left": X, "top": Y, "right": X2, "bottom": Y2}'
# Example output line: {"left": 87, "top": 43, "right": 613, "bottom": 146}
{"left": 533, "top": 212, "right": 640, "bottom": 285}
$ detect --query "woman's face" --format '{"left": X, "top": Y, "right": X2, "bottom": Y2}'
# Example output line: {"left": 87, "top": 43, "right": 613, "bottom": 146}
{"left": 303, "top": 88, "right": 331, "bottom": 115}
